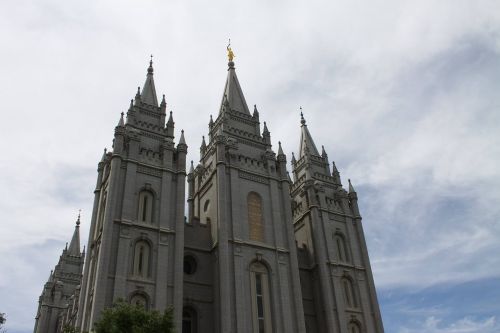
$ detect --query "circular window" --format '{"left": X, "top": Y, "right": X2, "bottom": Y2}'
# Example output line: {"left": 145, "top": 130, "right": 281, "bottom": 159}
{"left": 183, "top": 255, "right": 197, "bottom": 275}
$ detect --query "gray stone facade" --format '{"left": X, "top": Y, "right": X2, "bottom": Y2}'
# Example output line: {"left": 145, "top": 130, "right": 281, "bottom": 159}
{"left": 34, "top": 59, "right": 384, "bottom": 333}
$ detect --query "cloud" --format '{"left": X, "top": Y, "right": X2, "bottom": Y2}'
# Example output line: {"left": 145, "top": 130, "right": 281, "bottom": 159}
{"left": 400, "top": 316, "right": 499, "bottom": 333}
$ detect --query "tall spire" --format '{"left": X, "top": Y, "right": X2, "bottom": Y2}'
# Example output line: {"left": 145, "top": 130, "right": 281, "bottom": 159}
{"left": 348, "top": 179, "right": 356, "bottom": 193}
{"left": 67, "top": 212, "right": 81, "bottom": 256}
{"left": 299, "top": 109, "right": 320, "bottom": 158}
{"left": 220, "top": 43, "right": 251, "bottom": 115}
{"left": 141, "top": 55, "right": 159, "bottom": 107}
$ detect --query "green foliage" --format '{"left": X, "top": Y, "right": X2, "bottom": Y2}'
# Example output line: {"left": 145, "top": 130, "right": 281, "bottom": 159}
{"left": 62, "top": 325, "right": 78, "bottom": 333}
{"left": 93, "top": 301, "right": 174, "bottom": 333}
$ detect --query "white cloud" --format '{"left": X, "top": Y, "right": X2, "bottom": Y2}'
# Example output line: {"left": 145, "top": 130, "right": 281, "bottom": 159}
{"left": 400, "top": 316, "right": 499, "bottom": 333}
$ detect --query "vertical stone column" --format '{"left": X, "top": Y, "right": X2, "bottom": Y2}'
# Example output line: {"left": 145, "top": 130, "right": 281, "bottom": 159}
{"left": 215, "top": 135, "right": 232, "bottom": 332}
{"left": 90, "top": 154, "right": 122, "bottom": 325}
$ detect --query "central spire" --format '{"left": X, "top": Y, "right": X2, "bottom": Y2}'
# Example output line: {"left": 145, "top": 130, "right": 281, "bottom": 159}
{"left": 220, "top": 43, "right": 251, "bottom": 115}
{"left": 141, "top": 55, "right": 159, "bottom": 107}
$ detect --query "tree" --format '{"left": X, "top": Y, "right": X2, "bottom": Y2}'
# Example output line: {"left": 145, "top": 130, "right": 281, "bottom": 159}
{"left": 62, "top": 326, "right": 78, "bottom": 333}
{"left": 93, "top": 301, "right": 174, "bottom": 333}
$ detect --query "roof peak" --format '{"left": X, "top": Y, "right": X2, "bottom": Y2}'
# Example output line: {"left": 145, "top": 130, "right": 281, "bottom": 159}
{"left": 298, "top": 109, "right": 320, "bottom": 157}
{"left": 141, "top": 56, "right": 158, "bottom": 106}
{"left": 67, "top": 212, "right": 81, "bottom": 256}
{"left": 220, "top": 52, "right": 251, "bottom": 115}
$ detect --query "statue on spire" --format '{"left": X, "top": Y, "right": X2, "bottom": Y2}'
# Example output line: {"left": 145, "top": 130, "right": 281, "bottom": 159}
{"left": 227, "top": 39, "right": 235, "bottom": 62}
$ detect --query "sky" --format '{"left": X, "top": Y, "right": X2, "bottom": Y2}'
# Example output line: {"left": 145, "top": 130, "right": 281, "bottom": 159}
{"left": 0, "top": 0, "right": 499, "bottom": 332}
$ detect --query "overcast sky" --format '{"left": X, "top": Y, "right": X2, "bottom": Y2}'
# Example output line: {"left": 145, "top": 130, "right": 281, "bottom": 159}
{"left": 1, "top": 0, "right": 499, "bottom": 332}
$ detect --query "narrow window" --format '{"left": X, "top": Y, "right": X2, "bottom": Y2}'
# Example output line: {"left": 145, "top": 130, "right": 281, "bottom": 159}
{"left": 134, "top": 241, "right": 150, "bottom": 278}
{"left": 142, "top": 195, "right": 148, "bottom": 221}
{"left": 248, "top": 192, "right": 264, "bottom": 242}
{"left": 250, "top": 262, "right": 272, "bottom": 333}
{"left": 342, "top": 278, "right": 358, "bottom": 308}
{"left": 335, "top": 233, "right": 350, "bottom": 263}
{"left": 138, "top": 191, "right": 153, "bottom": 223}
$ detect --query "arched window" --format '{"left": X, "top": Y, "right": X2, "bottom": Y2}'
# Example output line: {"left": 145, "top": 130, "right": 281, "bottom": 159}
{"left": 248, "top": 192, "right": 264, "bottom": 242}
{"left": 130, "top": 293, "right": 149, "bottom": 310}
{"left": 250, "top": 262, "right": 272, "bottom": 333}
{"left": 348, "top": 321, "right": 361, "bottom": 333}
{"left": 133, "top": 241, "right": 151, "bottom": 278}
{"left": 182, "top": 307, "right": 198, "bottom": 333}
{"left": 203, "top": 200, "right": 210, "bottom": 213}
{"left": 335, "top": 233, "right": 350, "bottom": 263}
{"left": 138, "top": 191, "right": 154, "bottom": 223}
{"left": 342, "top": 277, "right": 358, "bottom": 308}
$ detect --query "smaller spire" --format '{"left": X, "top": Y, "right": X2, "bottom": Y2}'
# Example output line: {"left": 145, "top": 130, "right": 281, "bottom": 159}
{"left": 167, "top": 111, "right": 174, "bottom": 126}
{"left": 100, "top": 148, "right": 107, "bottom": 162}
{"left": 209, "top": 114, "right": 214, "bottom": 127}
{"left": 278, "top": 141, "right": 284, "bottom": 155}
{"left": 179, "top": 129, "right": 186, "bottom": 145}
{"left": 129, "top": 99, "right": 134, "bottom": 110}
{"left": 332, "top": 161, "right": 338, "bottom": 172}
{"left": 291, "top": 152, "right": 296, "bottom": 164}
{"left": 263, "top": 121, "right": 270, "bottom": 135}
{"left": 201, "top": 136, "right": 207, "bottom": 149}
{"left": 161, "top": 94, "right": 166, "bottom": 106}
{"left": 321, "top": 145, "right": 327, "bottom": 158}
{"left": 68, "top": 212, "right": 81, "bottom": 256}
{"left": 253, "top": 104, "right": 259, "bottom": 117}
{"left": 189, "top": 160, "right": 194, "bottom": 174}
{"left": 117, "top": 112, "right": 124, "bottom": 127}
{"left": 287, "top": 171, "right": 292, "bottom": 182}
{"left": 348, "top": 179, "right": 356, "bottom": 193}
{"left": 135, "top": 87, "right": 141, "bottom": 99}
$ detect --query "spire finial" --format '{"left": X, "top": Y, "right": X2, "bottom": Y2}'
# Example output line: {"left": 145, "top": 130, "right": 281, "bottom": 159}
{"left": 76, "top": 210, "right": 81, "bottom": 226}
{"left": 227, "top": 39, "right": 235, "bottom": 62}
{"left": 148, "top": 54, "right": 154, "bottom": 74}
{"left": 300, "top": 107, "right": 306, "bottom": 125}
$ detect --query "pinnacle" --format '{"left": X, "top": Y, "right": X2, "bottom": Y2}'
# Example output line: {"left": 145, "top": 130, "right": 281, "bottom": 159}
{"left": 278, "top": 141, "right": 284, "bottom": 155}
{"left": 179, "top": 129, "right": 186, "bottom": 145}
{"left": 348, "top": 179, "right": 356, "bottom": 193}
{"left": 67, "top": 213, "right": 81, "bottom": 256}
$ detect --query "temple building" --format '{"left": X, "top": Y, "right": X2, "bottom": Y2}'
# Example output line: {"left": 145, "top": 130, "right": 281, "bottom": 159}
{"left": 34, "top": 51, "right": 384, "bottom": 333}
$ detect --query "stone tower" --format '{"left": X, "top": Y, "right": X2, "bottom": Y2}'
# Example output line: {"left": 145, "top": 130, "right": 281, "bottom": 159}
{"left": 292, "top": 113, "right": 384, "bottom": 332}
{"left": 75, "top": 60, "right": 187, "bottom": 331}
{"left": 185, "top": 59, "right": 306, "bottom": 332}
{"left": 34, "top": 215, "right": 84, "bottom": 333}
